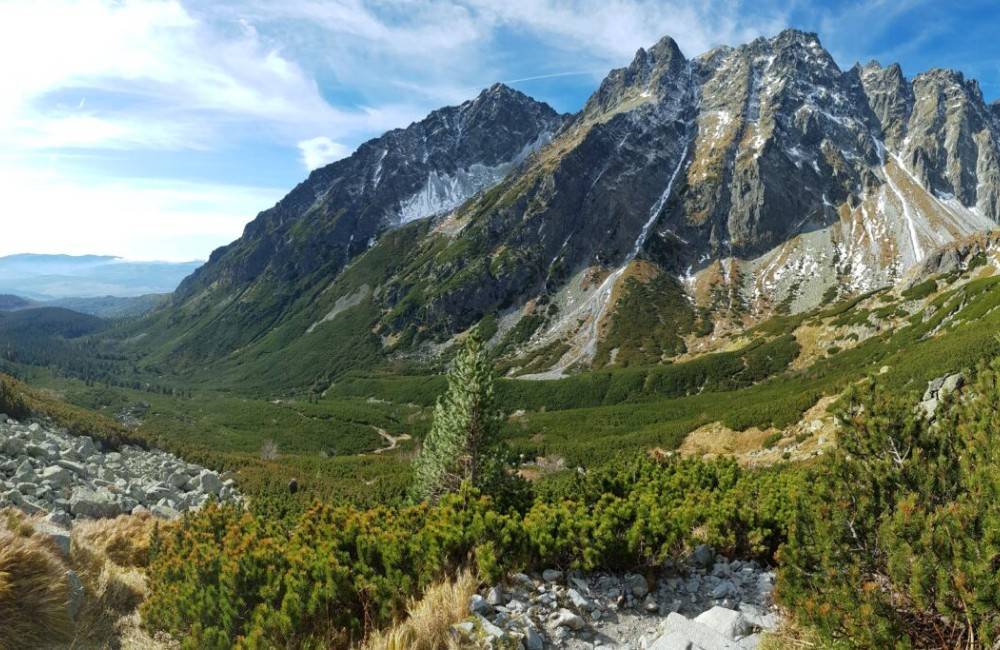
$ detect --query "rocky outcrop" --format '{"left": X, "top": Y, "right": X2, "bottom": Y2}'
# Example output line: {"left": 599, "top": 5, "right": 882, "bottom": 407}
{"left": 0, "top": 415, "right": 239, "bottom": 521}
{"left": 454, "top": 547, "right": 778, "bottom": 649}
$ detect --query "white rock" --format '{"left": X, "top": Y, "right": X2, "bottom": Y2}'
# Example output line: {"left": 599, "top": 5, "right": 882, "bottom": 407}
{"left": 694, "top": 607, "right": 750, "bottom": 640}
{"left": 553, "top": 608, "right": 585, "bottom": 630}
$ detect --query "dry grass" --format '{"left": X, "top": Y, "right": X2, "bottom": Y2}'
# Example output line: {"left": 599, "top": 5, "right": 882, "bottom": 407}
{"left": 0, "top": 524, "right": 74, "bottom": 649}
{"left": 0, "top": 508, "right": 174, "bottom": 650}
{"left": 70, "top": 512, "right": 170, "bottom": 648}
{"left": 362, "top": 569, "right": 478, "bottom": 650}
{"left": 757, "top": 614, "right": 822, "bottom": 649}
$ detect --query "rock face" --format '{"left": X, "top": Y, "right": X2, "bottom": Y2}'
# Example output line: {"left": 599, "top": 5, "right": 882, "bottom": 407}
{"left": 0, "top": 415, "right": 240, "bottom": 521}
{"left": 157, "top": 83, "right": 567, "bottom": 363}
{"left": 135, "top": 29, "right": 1000, "bottom": 384}
{"left": 454, "top": 550, "right": 779, "bottom": 649}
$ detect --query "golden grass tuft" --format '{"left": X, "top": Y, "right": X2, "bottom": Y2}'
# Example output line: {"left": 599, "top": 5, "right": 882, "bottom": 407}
{"left": 0, "top": 525, "right": 74, "bottom": 649}
{"left": 362, "top": 569, "right": 478, "bottom": 650}
{"left": 0, "top": 508, "right": 174, "bottom": 649}
{"left": 69, "top": 512, "right": 172, "bottom": 648}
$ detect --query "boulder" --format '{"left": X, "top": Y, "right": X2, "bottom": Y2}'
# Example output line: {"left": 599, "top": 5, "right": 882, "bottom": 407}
{"left": 69, "top": 487, "right": 121, "bottom": 518}
{"left": 33, "top": 520, "right": 72, "bottom": 558}
{"left": 485, "top": 586, "right": 504, "bottom": 606}
{"left": 625, "top": 573, "right": 648, "bottom": 598}
{"left": 695, "top": 606, "right": 751, "bottom": 640}
{"left": 649, "top": 612, "right": 739, "bottom": 650}
{"left": 66, "top": 570, "right": 85, "bottom": 620}
{"left": 197, "top": 469, "right": 223, "bottom": 496}
{"left": 469, "top": 594, "right": 493, "bottom": 616}
{"left": 39, "top": 465, "right": 71, "bottom": 488}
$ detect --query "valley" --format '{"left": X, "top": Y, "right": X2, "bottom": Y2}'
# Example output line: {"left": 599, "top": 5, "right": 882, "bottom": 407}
{"left": 5, "top": 25, "right": 1000, "bottom": 650}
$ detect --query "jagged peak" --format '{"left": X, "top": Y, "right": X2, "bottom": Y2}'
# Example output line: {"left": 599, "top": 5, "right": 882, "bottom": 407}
{"left": 627, "top": 34, "right": 686, "bottom": 77}
{"left": 772, "top": 28, "right": 823, "bottom": 48}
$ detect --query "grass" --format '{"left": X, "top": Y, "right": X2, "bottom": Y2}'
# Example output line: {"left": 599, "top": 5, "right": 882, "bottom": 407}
{"left": 0, "top": 518, "right": 74, "bottom": 649}
{"left": 361, "top": 569, "right": 478, "bottom": 650}
{"left": 0, "top": 508, "right": 167, "bottom": 650}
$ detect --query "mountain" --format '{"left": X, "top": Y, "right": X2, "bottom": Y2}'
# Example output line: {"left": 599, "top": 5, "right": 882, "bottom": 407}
{"left": 130, "top": 29, "right": 1000, "bottom": 389}
{"left": 0, "top": 295, "right": 33, "bottom": 311}
{"left": 0, "top": 254, "right": 201, "bottom": 299}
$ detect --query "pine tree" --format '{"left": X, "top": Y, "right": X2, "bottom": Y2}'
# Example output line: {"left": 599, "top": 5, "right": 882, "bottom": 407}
{"left": 411, "top": 331, "right": 505, "bottom": 502}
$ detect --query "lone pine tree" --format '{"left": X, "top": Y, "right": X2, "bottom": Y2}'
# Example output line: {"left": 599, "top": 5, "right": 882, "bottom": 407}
{"left": 411, "top": 332, "right": 505, "bottom": 502}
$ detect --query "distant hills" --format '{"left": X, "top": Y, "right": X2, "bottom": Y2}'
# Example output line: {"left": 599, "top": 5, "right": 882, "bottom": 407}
{"left": 0, "top": 254, "right": 201, "bottom": 300}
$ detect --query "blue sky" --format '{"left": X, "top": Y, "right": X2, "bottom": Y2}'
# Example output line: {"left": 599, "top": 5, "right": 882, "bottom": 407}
{"left": 3, "top": 0, "right": 1000, "bottom": 261}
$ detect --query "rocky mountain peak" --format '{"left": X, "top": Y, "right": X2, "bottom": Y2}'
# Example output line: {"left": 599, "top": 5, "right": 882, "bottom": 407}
{"left": 583, "top": 34, "right": 688, "bottom": 117}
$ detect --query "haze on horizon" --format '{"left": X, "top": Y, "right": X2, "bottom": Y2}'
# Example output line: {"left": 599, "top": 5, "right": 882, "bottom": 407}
{"left": 4, "top": 0, "right": 999, "bottom": 262}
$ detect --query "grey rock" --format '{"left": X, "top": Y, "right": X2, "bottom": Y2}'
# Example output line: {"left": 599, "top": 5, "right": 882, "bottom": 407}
{"left": 150, "top": 504, "right": 180, "bottom": 519}
{"left": 626, "top": 573, "right": 649, "bottom": 598}
{"left": 553, "top": 608, "right": 586, "bottom": 630}
{"left": 523, "top": 626, "right": 544, "bottom": 650}
{"left": 69, "top": 487, "right": 121, "bottom": 518}
{"left": 196, "top": 469, "right": 223, "bottom": 496}
{"left": 709, "top": 580, "right": 736, "bottom": 599}
{"left": 485, "top": 586, "right": 505, "bottom": 606}
{"left": 650, "top": 612, "right": 739, "bottom": 650}
{"left": 568, "top": 588, "right": 593, "bottom": 611}
{"left": 695, "top": 606, "right": 751, "bottom": 640}
{"left": 691, "top": 545, "right": 715, "bottom": 570}
{"left": 33, "top": 520, "right": 72, "bottom": 558}
{"left": 542, "top": 569, "right": 563, "bottom": 583}
{"left": 66, "top": 570, "right": 84, "bottom": 620}
{"left": 469, "top": 594, "right": 493, "bottom": 617}
{"left": 39, "top": 465, "right": 71, "bottom": 487}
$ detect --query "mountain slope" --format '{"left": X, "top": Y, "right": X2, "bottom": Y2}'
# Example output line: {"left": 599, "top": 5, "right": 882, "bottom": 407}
{"left": 144, "top": 84, "right": 566, "bottom": 366}
{"left": 130, "top": 29, "right": 1000, "bottom": 390}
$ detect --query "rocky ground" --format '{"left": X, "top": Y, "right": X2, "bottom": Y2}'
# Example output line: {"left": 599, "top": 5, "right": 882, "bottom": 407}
{"left": 0, "top": 413, "right": 239, "bottom": 522}
{"left": 455, "top": 545, "right": 779, "bottom": 649}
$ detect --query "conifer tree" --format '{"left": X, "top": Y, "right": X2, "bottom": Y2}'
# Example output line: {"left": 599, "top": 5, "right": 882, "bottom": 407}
{"left": 411, "top": 331, "right": 505, "bottom": 502}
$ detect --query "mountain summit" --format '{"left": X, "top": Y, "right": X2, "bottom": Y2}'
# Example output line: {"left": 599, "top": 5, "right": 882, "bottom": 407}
{"left": 137, "top": 29, "right": 1000, "bottom": 387}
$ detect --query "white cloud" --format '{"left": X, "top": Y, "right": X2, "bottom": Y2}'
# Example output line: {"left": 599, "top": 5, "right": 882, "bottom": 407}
{"left": 298, "top": 136, "right": 350, "bottom": 170}
{"left": 0, "top": 162, "right": 284, "bottom": 261}
{"left": 0, "top": 0, "right": 422, "bottom": 153}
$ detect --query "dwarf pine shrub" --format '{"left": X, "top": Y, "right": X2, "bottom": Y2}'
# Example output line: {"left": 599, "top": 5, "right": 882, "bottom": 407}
{"left": 144, "top": 455, "right": 801, "bottom": 648}
{"left": 778, "top": 360, "right": 1000, "bottom": 648}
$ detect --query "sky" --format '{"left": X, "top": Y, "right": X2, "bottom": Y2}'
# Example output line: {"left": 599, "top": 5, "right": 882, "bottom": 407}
{"left": 3, "top": 0, "right": 1000, "bottom": 262}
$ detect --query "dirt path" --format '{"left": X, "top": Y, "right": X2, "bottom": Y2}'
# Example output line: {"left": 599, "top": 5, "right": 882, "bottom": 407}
{"left": 370, "top": 427, "right": 411, "bottom": 454}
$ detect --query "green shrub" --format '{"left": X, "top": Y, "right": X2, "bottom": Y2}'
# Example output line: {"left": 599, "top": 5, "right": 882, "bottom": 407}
{"left": 0, "top": 375, "right": 28, "bottom": 419}
{"left": 901, "top": 279, "right": 937, "bottom": 300}
{"left": 762, "top": 432, "right": 783, "bottom": 448}
{"left": 145, "top": 455, "right": 803, "bottom": 647}
{"left": 779, "top": 361, "right": 1000, "bottom": 648}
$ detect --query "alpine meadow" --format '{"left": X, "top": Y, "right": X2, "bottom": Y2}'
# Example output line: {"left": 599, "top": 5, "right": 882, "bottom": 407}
{"left": 7, "top": 5, "right": 1000, "bottom": 649}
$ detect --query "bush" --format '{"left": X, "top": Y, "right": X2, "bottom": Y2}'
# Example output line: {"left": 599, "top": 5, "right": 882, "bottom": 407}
{"left": 144, "top": 456, "right": 803, "bottom": 647}
{"left": 0, "top": 375, "right": 28, "bottom": 420}
{"left": 779, "top": 361, "right": 1000, "bottom": 648}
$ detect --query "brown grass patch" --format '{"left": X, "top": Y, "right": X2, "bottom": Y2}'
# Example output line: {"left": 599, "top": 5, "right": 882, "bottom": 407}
{"left": 0, "top": 509, "right": 174, "bottom": 649}
{"left": 0, "top": 525, "right": 74, "bottom": 649}
{"left": 361, "top": 569, "right": 478, "bottom": 650}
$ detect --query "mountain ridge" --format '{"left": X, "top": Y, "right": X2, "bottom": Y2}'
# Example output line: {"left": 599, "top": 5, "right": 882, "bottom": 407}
{"left": 128, "top": 28, "right": 1000, "bottom": 389}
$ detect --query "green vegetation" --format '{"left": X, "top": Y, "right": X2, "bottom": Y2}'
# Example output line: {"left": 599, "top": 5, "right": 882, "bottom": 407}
{"left": 144, "top": 455, "right": 802, "bottom": 648}
{"left": 901, "top": 278, "right": 937, "bottom": 300}
{"left": 778, "top": 360, "right": 1000, "bottom": 647}
{"left": 594, "top": 273, "right": 694, "bottom": 367}
{"left": 411, "top": 334, "right": 513, "bottom": 502}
